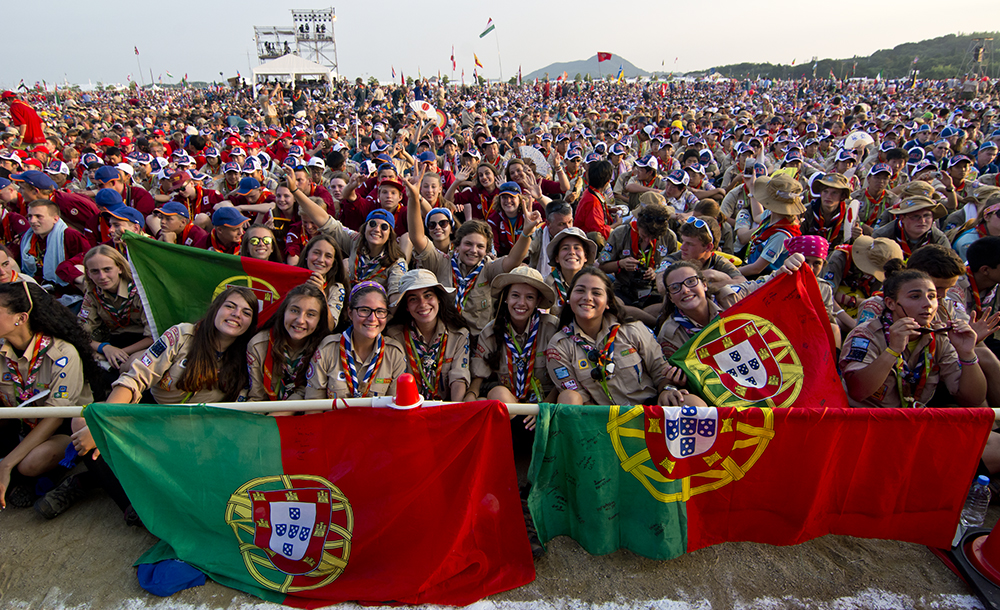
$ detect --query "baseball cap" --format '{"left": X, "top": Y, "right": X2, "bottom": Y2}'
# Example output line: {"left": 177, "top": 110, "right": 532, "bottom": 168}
{"left": 94, "top": 166, "right": 121, "bottom": 184}
{"left": 103, "top": 205, "right": 144, "bottom": 225}
{"left": 45, "top": 161, "right": 69, "bottom": 176}
{"left": 498, "top": 181, "right": 522, "bottom": 195}
{"left": 212, "top": 207, "right": 249, "bottom": 227}
{"left": 10, "top": 170, "right": 57, "bottom": 191}
{"left": 948, "top": 154, "right": 972, "bottom": 167}
{"left": 156, "top": 201, "right": 190, "bottom": 219}
{"left": 869, "top": 163, "right": 892, "bottom": 176}
{"left": 223, "top": 161, "right": 241, "bottom": 173}
{"left": 203, "top": 147, "right": 220, "bottom": 158}
{"left": 666, "top": 169, "right": 689, "bottom": 186}
{"left": 416, "top": 151, "right": 437, "bottom": 163}
{"left": 94, "top": 188, "right": 125, "bottom": 208}
{"left": 235, "top": 177, "right": 261, "bottom": 195}
{"left": 635, "top": 154, "right": 658, "bottom": 171}
{"left": 365, "top": 208, "right": 395, "bottom": 229}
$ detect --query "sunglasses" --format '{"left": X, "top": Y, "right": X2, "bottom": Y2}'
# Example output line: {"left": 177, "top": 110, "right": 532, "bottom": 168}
{"left": 684, "top": 217, "right": 708, "bottom": 229}
{"left": 367, "top": 220, "right": 391, "bottom": 232}
{"left": 667, "top": 276, "right": 703, "bottom": 294}
{"left": 247, "top": 236, "right": 273, "bottom": 246}
{"left": 427, "top": 219, "right": 451, "bottom": 230}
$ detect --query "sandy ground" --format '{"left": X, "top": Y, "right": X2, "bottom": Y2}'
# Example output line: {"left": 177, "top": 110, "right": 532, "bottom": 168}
{"left": 1, "top": 485, "right": 992, "bottom": 610}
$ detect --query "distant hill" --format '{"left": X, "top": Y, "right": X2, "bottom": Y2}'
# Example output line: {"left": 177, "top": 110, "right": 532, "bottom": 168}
{"left": 706, "top": 32, "right": 999, "bottom": 81}
{"left": 524, "top": 55, "right": 648, "bottom": 81}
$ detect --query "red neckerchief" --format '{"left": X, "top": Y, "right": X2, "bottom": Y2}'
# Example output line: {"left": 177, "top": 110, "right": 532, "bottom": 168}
{"left": 863, "top": 189, "right": 886, "bottom": 226}
{"left": 179, "top": 222, "right": 196, "bottom": 245}
{"left": 1, "top": 212, "right": 14, "bottom": 245}
{"left": 812, "top": 199, "right": 846, "bottom": 242}
{"left": 954, "top": 179, "right": 966, "bottom": 193}
{"left": 210, "top": 230, "right": 237, "bottom": 254}
{"left": 894, "top": 224, "right": 929, "bottom": 258}
{"left": 967, "top": 266, "right": 982, "bottom": 314}
{"left": 834, "top": 244, "right": 877, "bottom": 297}
{"left": 499, "top": 212, "right": 523, "bottom": 251}
{"left": 8, "top": 334, "right": 53, "bottom": 403}
{"left": 748, "top": 217, "right": 802, "bottom": 251}
{"left": 476, "top": 186, "right": 498, "bottom": 218}
{"left": 28, "top": 232, "right": 45, "bottom": 274}
{"left": 629, "top": 220, "right": 656, "bottom": 267}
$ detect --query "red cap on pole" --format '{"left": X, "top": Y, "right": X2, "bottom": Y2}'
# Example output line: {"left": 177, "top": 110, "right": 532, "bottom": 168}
{"left": 392, "top": 373, "right": 423, "bottom": 409}
{"left": 967, "top": 523, "right": 1000, "bottom": 585}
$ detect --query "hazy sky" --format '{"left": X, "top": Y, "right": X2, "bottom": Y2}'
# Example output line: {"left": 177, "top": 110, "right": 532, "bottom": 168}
{"left": 3, "top": 1, "right": 999, "bottom": 87}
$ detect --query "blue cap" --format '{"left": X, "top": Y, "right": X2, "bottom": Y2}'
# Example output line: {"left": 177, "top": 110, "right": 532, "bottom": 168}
{"left": 666, "top": 169, "right": 689, "bottom": 186}
{"left": 81, "top": 152, "right": 102, "bottom": 168}
{"left": 916, "top": 124, "right": 931, "bottom": 133}
{"left": 565, "top": 148, "right": 583, "bottom": 161}
{"left": 223, "top": 161, "right": 241, "bottom": 173}
{"left": 203, "top": 147, "right": 220, "bottom": 158}
{"left": 940, "top": 126, "right": 960, "bottom": 138}
{"left": 157, "top": 201, "right": 190, "bottom": 218}
{"left": 585, "top": 152, "right": 602, "bottom": 164}
{"left": 416, "top": 151, "right": 437, "bottom": 163}
{"left": 980, "top": 141, "right": 998, "bottom": 152}
{"left": 610, "top": 143, "right": 626, "bottom": 156}
{"left": 0, "top": 177, "right": 10, "bottom": 189}
{"left": 498, "top": 181, "right": 521, "bottom": 195}
{"left": 869, "top": 163, "right": 892, "bottom": 175}
{"left": 907, "top": 147, "right": 926, "bottom": 162}
{"left": 365, "top": 208, "right": 395, "bottom": 229}
{"left": 95, "top": 188, "right": 124, "bottom": 208}
{"left": 10, "top": 170, "right": 57, "bottom": 191}
{"left": 425, "top": 207, "right": 454, "bottom": 229}
{"left": 948, "top": 154, "right": 972, "bottom": 167}
{"left": 103, "top": 205, "right": 144, "bottom": 225}
{"left": 212, "top": 207, "right": 249, "bottom": 227}
{"left": 94, "top": 165, "right": 120, "bottom": 184}
{"left": 235, "top": 177, "right": 261, "bottom": 195}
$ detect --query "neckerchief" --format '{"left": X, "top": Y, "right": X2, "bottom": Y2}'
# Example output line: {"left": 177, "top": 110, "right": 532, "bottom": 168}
{"left": 28, "top": 233, "right": 45, "bottom": 276}
{"left": 811, "top": 198, "right": 846, "bottom": 242}
{"left": 834, "top": 245, "right": 877, "bottom": 297}
{"left": 966, "top": 266, "right": 982, "bottom": 314}
{"left": 94, "top": 281, "right": 138, "bottom": 329}
{"left": 476, "top": 187, "right": 495, "bottom": 218}
{"left": 339, "top": 328, "right": 384, "bottom": 398}
{"left": 210, "top": 230, "right": 237, "bottom": 254}
{"left": 894, "top": 224, "right": 929, "bottom": 258}
{"left": 403, "top": 324, "right": 448, "bottom": 400}
{"left": 179, "top": 222, "right": 196, "bottom": 246}
{"left": 504, "top": 313, "right": 542, "bottom": 401}
{"left": 588, "top": 186, "right": 611, "bottom": 226}
{"left": 672, "top": 308, "right": 706, "bottom": 336}
{"left": 879, "top": 310, "right": 935, "bottom": 407}
{"left": 565, "top": 322, "right": 620, "bottom": 404}
{"left": 550, "top": 266, "right": 570, "bottom": 307}
{"left": 451, "top": 254, "right": 484, "bottom": 314}
{"left": 746, "top": 217, "right": 801, "bottom": 260}
{"left": 862, "top": 189, "right": 886, "bottom": 226}
{"left": 498, "top": 212, "right": 523, "bottom": 252}
{"left": 261, "top": 329, "right": 308, "bottom": 401}
{"left": 353, "top": 251, "right": 385, "bottom": 283}
{"left": 629, "top": 220, "right": 657, "bottom": 268}
{"left": 8, "top": 334, "right": 53, "bottom": 403}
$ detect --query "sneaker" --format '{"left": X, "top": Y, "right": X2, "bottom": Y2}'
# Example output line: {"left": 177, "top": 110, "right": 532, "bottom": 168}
{"left": 34, "top": 474, "right": 87, "bottom": 519}
{"left": 6, "top": 484, "right": 36, "bottom": 508}
{"left": 123, "top": 505, "right": 144, "bottom": 528}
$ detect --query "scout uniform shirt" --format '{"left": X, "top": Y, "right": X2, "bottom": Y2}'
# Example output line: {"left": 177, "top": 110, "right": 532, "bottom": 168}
{"left": 839, "top": 317, "right": 963, "bottom": 408}
{"left": 246, "top": 330, "right": 312, "bottom": 402}
{"left": 597, "top": 222, "right": 677, "bottom": 301}
{"left": 114, "top": 323, "right": 238, "bottom": 404}
{"left": 413, "top": 246, "right": 507, "bottom": 336}
{"left": 0, "top": 336, "right": 94, "bottom": 410}
{"left": 78, "top": 281, "right": 151, "bottom": 341}
{"left": 385, "top": 321, "right": 470, "bottom": 401}
{"left": 324, "top": 282, "right": 347, "bottom": 329}
{"left": 318, "top": 216, "right": 406, "bottom": 298}
{"left": 471, "top": 313, "right": 558, "bottom": 401}
{"left": 657, "top": 301, "right": 723, "bottom": 359}
{"left": 304, "top": 331, "right": 406, "bottom": 399}
{"left": 545, "top": 318, "right": 669, "bottom": 405}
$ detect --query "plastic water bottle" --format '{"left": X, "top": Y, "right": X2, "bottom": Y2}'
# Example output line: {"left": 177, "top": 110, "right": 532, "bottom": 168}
{"left": 961, "top": 475, "right": 992, "bottom": 529}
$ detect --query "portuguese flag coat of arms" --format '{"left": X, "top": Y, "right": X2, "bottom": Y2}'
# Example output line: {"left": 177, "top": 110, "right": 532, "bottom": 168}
{"left": 123, "top": 233, "right": 310, "bottom": 336}
{"left": 85, "top": 401, "right": 535, "bottom": 606}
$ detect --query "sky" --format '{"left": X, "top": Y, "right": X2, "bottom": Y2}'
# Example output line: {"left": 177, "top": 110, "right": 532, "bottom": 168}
{"left": 3, "top": 0, "right": 999, "bottom": 88}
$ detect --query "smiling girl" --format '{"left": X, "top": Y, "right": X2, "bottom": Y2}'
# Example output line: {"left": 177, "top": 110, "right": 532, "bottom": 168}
{"left": 79, "top": 246, "right": 152, "bottom": 372}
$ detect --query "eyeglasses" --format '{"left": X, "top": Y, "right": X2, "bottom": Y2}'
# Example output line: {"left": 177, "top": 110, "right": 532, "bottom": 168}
{"left": 353, "top": 306, "right": 389, "bottom": 320}
{"left": 667, "top": 276, "right": 703, "bottom": 294}
{"left": 367, "top": 220, "right": 391, "bottom": 232}
{"left": 247, "top": 236, "right": 273, "bottom": 246}
{"left": 684, "top": 217, "right": 708, "bottom": 229}
{"left": 427, "top": 219, "right": 451, "bottom": 230}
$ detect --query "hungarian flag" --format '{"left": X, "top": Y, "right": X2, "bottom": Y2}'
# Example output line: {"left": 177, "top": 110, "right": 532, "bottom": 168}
{"left": 669, "top": 268, "right": 847, "bottom": 410}
{"left": 123, "top": 233, "right": 310, "bottom": 337}
{"left": 528, "top": 403, "right": 994, "bottom": 560}
{"left": 479, "top": 18, "right": 495, "bottom": 38}
{"left": 597, "top": 52, "right": 612, "bottom": 62}
{"left": 85, "top": 401, "right": 535, "bottom": 606}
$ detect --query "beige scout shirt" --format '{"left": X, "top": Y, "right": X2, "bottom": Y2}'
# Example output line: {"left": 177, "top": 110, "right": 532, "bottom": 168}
{"left": 114, "top": 323, "right": 233, "bottom": 404}
{"left": 384, "top": 322, "right": 470, "bottom": 400}
{"left": 545, "top": 317, "right": 669, "bottom": 405}
{"left": 246, "top": 330, "right": 311, "bottom": 402}
{"left": 656, "top": 301, "right": 723, "bottom": 359}
{"left": 78, "top": 281, "right": 151, "bottom": 340}
{"left": 839, "top": 317, "right": 963, "bottom": 407}
{"left": 720, "top": 183, "right": 752, "bottom": 220}
{"left": 318, "top": 216, "right": 405, "bottom": 298}
{"left": 413, "top": 246, "right": 508, "bottom": 336}
{"left": 471, "top": 313, "right": 558, "bottom": 400}
{"left": 0, "top": 336, "right": 94, "bottom": 409}
{"left": 325, "top": 282, "right": 347, "bottom": 328}
{"left": 304, "top": 332, "right": 406, "bottom": 399}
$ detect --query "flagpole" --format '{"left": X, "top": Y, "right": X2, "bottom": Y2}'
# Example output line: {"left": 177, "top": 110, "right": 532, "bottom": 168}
{"left": 135, "top": 50, "right": 144, "bottom": 86}
{"left": 493, "top": 30, "right": 503, "bottom": 82}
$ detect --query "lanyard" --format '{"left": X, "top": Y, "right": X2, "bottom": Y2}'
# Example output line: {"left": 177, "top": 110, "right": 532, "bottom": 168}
{"left": 567, "top": 323, "right": 620, "bottom": 404}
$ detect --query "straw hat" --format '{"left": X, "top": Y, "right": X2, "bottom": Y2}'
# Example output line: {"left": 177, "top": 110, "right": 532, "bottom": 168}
{"left": 390, "top": 269, "right": 455, "bottom": 309}
{"left": 850, "top": 236, "right": 904, "bottom": 282}
{"left": 546, "top": 227, "right": 598, "bottom": 266}
{"left": 888, "top": 196, "right": 946, "bottom": 219}
{"left": 490, "top": 266, "right": 556, "bottom": 309}
{"left": 752, "top": 173, "right": 806, "bottom": 216}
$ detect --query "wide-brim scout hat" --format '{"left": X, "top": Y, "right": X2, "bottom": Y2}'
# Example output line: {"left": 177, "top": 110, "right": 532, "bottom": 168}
{"left": 545, "top": 227, "right": 598, "bottom": 266}
{"left": 888, "top": 195, "right": 946, "bottom": 219}
{"left": 390, "top": 268, "right": 455, "bottom": 309}
{"left": 753, "top": 173, "right": 806, "bottom": 216}
{"left": 490, "top": 266, "right": 556, "bottom": 310}
{"left": 851, "top": 236, "right": 904, "bottom": 282}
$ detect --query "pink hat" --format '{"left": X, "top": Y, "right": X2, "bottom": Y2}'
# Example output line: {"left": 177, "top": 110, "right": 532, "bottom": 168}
{"left": 785, "top": 235, "right": 829, "bottom": 259}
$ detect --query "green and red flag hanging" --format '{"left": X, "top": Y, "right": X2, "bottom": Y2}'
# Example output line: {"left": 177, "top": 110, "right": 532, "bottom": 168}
{"left": 670, "top": 268, "right": 847, "bottom": 409}
{"left": 85, "top": 400, "right": 535, "bottom": 607}
{"left": 528, "top": 403, "right": 993, "bottom": 560}
{"left": 124, "top": 233, "right": 310, "bottom": 336}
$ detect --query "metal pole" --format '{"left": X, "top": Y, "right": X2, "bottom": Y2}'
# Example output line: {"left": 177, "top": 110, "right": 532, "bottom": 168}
{"left": 493, "top": 30, "right": 503, "bottom": 82}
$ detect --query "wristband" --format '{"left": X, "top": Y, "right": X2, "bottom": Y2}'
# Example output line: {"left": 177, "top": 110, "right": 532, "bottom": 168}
{"left": 98, "top": 342, "right": 110, "bottom": 355}
{"left": 660, "top": 385, "right": 678, "bottom": 394}
{"left": 960, "top": 355, "right": 980, "bottom": 366}
{"left": 885, "top": 347, "right": 902, "bottom": 359}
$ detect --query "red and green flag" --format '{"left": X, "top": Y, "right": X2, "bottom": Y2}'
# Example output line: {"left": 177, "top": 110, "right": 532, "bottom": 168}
{"left": 528, "top": 404, "right": 993, "bottom": 560}
{"left": 670, "top": 268, "right": 847, "bottom": 409}
{"left": 124, "top": 233, "right": 310, "bottom": 337}
{"left": 85, "top": 400, "right": 535, "bottom": 607}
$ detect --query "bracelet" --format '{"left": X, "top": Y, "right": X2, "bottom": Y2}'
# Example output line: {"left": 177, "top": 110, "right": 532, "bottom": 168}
{"left": 97, "top": 342, "right": 110, "bottom": 354}
{"left": 960, "top": 355, "right": 980, "bottom": 366}
{"left": 945, "top": 187, "right": 955, "bottom": 193}
{"left": 885, "top": 347, "right": 902, "bottom": 359}
{"left": 660, "top": 385, "right": 678, "bottom": 394}
{"left": 617, "top": 260, "right": 622, "bottom": 271}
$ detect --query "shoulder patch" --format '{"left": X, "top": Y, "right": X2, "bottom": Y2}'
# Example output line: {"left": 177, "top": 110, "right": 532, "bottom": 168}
{"left": 54, "top": 356, "right": 69, "bottom": 368}
{"left": 545, "top": 348, "right": 560, "bottom": 360}
{"left": 554, "top": 366, "right": 570, "bottom": 380}
{"left": 148, "top": 338, "right": 167, "bottom": 358}
{"left": 844, "top": 337, "right": 871, "bottom": 363}
{"left": 562, "top": 379, "right": 578, "bottom": 390}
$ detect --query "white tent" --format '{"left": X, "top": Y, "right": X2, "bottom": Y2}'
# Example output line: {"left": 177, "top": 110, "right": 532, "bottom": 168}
{"left": 252, "top": 54, "right": 334, "bottom": 85}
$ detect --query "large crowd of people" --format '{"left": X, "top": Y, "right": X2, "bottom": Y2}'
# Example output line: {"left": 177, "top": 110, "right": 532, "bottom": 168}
{"left": 1, "top": 74, "right": 1000, "bottom": 532}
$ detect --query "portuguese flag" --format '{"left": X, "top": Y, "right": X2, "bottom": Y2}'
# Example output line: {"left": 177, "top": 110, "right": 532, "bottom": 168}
{"left": 124, "top": 233, "right": 310, "bottom": 337}
{"left": 669, "top": 268, "right": 848, "bottom": 409}
{"left": 85, "top": 401, "right": 535, "bottom": 607}
{"left": 528, "top": 404, "right": 994, "bottom": 560}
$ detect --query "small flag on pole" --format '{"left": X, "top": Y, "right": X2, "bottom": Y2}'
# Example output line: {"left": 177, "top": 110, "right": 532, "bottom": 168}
{"left": 597, "top": 52, "right": 611, "bottom": 62}
{"left": 518, "top": 66, "right": 522, "bottom": 86}
{"left": 451, "top": 46, "right": 456, "bottom": 71}
{"left": 134, "top": 46, "right": 139, "bottom": 56}
{"left": 392, "top": 66, "right": 396, "bottom": 78}
{"left": 479, "top": 18, "right": 495, "bottom": 38}
{"left": 474, "top": 54, "right": 483, "bottom": 69}
{"left": 913, "top": 56, "right": 919, "bottom": 64}
{"left": 616, "top": 65, "right": 624, "bottom": 83}
{"left": 166, "top": 71, "right": 173, "bottom": 78}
